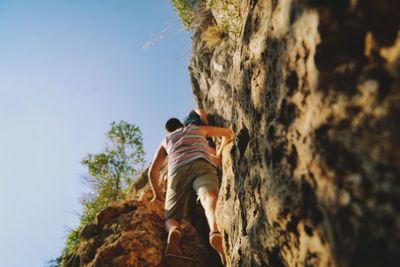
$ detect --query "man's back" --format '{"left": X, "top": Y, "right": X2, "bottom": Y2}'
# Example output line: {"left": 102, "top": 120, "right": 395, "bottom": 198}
{"left": 165, "top": 125, "right": 215, "bottom": 175}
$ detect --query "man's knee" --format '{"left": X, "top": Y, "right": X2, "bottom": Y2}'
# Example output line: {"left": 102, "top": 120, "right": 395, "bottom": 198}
{"left": 199, "top": 189, "right": 218, "bottom": 203}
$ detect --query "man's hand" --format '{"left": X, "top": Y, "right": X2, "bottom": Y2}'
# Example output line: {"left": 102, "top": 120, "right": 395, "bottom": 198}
{"left": 201, "top": 126, "right": 233, "bottom": 139}
{"left": 217, "top": 136, "right": 233, "bottom": 157}
{"left": 148, "top": 142, "right": 168, "bottom": 204}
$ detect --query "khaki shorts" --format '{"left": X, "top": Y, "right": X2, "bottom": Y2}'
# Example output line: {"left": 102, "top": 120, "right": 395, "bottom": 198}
{"left": 164, "top": 158, "right": 219, "bottom": 221}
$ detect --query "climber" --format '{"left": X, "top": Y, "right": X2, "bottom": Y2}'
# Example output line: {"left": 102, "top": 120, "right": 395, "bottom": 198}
{"left": 148, "top": 117, "right": 232, "bottom": 265}
{"left": 183, "top": 108, "right": 230, "bottom": 166}
{"left": 183, "top": 108, "right": 209, "bottom": 126}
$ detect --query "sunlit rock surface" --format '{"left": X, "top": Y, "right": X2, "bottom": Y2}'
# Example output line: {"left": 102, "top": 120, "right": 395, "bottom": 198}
{"left": 190, "top": 0, "right": 400, "bottom": 266}
{"left": 62, "top": 168, "right": 213, "bottom": 267}
{"left": 63, "top": 0, "right": 399, "bottom": 266}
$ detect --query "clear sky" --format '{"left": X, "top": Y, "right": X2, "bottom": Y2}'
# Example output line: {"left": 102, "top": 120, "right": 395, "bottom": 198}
{"left": 0, "top": 1, "right": 194, "bottom": 266}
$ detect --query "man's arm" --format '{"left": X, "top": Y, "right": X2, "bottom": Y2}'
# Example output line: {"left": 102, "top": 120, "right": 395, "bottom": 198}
{"left": 199, "top": 126, "right": 233, "bottom": 139}
{"left": 148, "top": 140, "right": 168, "bottom": 202}
{"left": 200, "top": 126, "right": 233, "bottom": 158}
{"left": 194, "top": 108, "right": 209, "bottom": 125}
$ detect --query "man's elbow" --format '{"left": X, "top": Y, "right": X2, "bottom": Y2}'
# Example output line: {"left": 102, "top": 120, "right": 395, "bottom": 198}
{"left": 148, "top": 168, "right": 158, "bottom": 181}
{"left": 148, "top": 166, "right": 154, "bottom": 178}
{"left": 226, "top": 128, "right": 233, "bottom": 138}
{"left": 148, "top": 170, "right": 153, "bottom": 179}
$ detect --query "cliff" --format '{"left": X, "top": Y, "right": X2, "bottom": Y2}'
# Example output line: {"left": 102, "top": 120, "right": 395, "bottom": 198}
{"left": 190, "top": 0, "right": 400, "bottom": 266}
{"left": 63, "top": 1, "right": 400, "bottom": 266}
{"left": 62, "top": 167, "right": 217, "bottom": 267}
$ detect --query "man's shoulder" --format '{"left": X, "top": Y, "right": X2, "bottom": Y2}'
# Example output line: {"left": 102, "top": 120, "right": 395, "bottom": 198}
{"left": 161, "top": 138, "right": 167, "bottom": 148}
{"left": 186, "top": 124, "right": 202, "bottom": 132}
{"left": 187, "top": 125, "right": 207, "bottom": 136}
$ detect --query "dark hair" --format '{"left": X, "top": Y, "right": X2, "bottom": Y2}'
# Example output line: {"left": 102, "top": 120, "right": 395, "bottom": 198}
{"left": 165, "top": 118, "right": 183, "bottom": 132}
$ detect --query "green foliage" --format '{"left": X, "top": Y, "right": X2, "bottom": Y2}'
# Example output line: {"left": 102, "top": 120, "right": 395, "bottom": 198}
{"left": 201, "top": 24, "right": 226, "bottom": 48}
{"left": 61, "top": 121, "right": 145, "bottom": 260}
{"left": 207, "top": 0, "right": 242, "bottom": 37}
{"left": 169, "top": 0, "right": 242, "bottom": 38}
{"left": 170, "top": 0, "right": 197, "bottom": 29}
{"left": 82, "top": 121, "right": 145, "bottom": 200}
{"left": 45, "top": 257, "right": 62, "bottom": 267}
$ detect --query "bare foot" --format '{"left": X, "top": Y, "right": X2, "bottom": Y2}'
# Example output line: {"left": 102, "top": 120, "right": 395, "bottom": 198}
{"left": 165, "top": 227, "right": 182, "bottom": 256}
{"left": 210, "top": 231, "right": 226, "bottom": 265}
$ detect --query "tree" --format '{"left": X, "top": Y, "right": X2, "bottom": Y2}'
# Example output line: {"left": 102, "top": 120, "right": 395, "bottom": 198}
{"left": 82, "top": 121, "right": 145, "bottom": 201}
{"left": 61, "top": 121, "right": 145, "bottom": 259}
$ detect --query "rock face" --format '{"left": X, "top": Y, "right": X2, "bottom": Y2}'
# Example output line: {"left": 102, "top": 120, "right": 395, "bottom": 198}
{"left": 62, "top": 199, "right": 211, "bottom": 267}
{"left": 62, "top": 168, "right": 214, "bottom": 267}
{"left": 63, "top": 1, "right": 399, "bottom": 266}
{"left": 190, "top": 0, "right": 400, "bottom": 267}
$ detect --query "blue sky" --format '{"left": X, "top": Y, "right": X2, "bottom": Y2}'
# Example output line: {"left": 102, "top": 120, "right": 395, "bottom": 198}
{"left": 0, "top": 1, "right": 193, "bottom": 266}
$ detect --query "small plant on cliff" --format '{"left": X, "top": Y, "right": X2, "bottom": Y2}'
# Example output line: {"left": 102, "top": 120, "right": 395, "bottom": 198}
{"left": 170, "top": 0, "right": 197, "bottom": 29}
{"left": 201, "top": 24, "right": 227, "bottom": 47}
{"left": 170, "top": 0, "right": 242, "bottom": 40}
{"left": 61, "top": 121, "right": 145, "bottom": 259}
{"left": 206, "top": 0, "right": 242, "bottom": 37}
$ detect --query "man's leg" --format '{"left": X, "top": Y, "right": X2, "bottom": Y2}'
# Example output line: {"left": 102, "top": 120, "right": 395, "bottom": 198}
{"left": 164, "top": 163, "right": 193, "bottom": 256}
{"left": 198, "top": 190, "right": 219, "bottom": 233}
{"left": 198, "top": 189, "right": 226, "bottom": 264}
{"left": 192, "top": 159, "right": 226, "bottom": 264}
{"left": 164, "top": 218, "right": 182, "bottom": 255}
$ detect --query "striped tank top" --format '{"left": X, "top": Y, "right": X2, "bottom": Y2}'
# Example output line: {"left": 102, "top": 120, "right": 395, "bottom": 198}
{"left": 165, "top": 125, "right": 215, "bottom": 175}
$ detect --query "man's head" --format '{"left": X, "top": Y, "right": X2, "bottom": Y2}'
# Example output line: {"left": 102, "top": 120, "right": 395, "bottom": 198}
{"left": 165, "top": 118, "right": 184, "bottom": 133}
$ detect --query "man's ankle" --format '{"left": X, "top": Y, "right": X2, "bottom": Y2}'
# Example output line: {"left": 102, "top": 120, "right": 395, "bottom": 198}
{"left": 169, "top": 226, "right": 180, "bottom": 233}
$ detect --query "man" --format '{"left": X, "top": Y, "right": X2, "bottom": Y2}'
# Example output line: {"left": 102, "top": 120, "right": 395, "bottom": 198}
{"left": 183, "top": 108, "right": 209, "bottom": 126}
{"left": 183, "top": 108, "right": 230, "bottom": 167}
{"left": 148, "top": 118, "right": 232, "bottom": 264}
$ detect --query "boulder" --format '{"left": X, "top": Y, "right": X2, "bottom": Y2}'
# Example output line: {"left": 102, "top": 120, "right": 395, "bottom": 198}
{"left": 63, "top": 200, "right": 212, "bottom": 267}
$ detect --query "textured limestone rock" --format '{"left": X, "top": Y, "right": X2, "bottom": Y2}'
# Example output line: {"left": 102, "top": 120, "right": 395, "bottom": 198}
{"left": 190, "top": 0, "right": 400, "bottom": 266}
{"left": 62, "top": 200, "right": 211, "bottom": 267}
{"left": 62, "top": 163, "right": 215, "bottom": 267}
{"left": 62, "top": 1, "right": 399, "bottom": 266}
